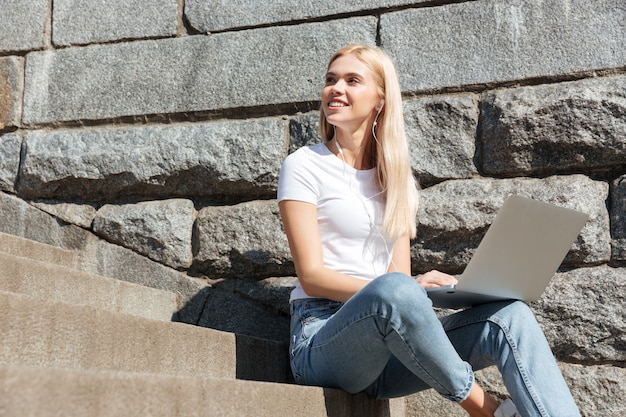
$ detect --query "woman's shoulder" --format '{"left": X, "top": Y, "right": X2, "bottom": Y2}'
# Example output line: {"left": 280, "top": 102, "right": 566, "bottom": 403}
{"left": 282, "top": 142, "right": 331, "bottom": 168}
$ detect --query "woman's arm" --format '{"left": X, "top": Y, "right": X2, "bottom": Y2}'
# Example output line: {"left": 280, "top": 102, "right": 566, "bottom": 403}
{"left": 279, "top": 199, "right": 370, "bottom": 302}
{"left": 387, "top": 234, "right": 412, "bottom": 275}
{"left": 389, "top": 234, "right": 458, "bottom": 288}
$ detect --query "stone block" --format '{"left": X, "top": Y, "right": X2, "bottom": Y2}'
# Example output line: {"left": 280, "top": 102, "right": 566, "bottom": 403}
{"left": 18, "top": 118, "right": 286, "bottom": 202}
{"left": 405, "top": 94, "right": 479, "bottom": 185}
{"left": 561, "top": 363, "right": 626, "bottom": 416}
{"left": 480, "top": 75, "right": 626, "bottom": 176}
{"left": 53, "top": 0, "right": 177, "bottom": 46}
{"left": 413, "top": 175, "right": 610, "bottom": 273}
{"left": 23, "top": 18, "right": 377, "bottom": 124}
{"left": 611, "top": 175, "right": 626, "bottom": 260}
{"left": 0, "top": 0, "right": 47, "bottom": 52}
{"left": 193, "top": 200, "right": 291, "bottom": 279}
{"left": 197, "top": 286, "right": 290, "bottom": 342}
{"left": 0, "top": 133, "right": 21, "bottom": 192}
{"left": 0, "top": 56, "right": 24, "bottom": 129}
{"left": 27, "top": 200, "right": 97, "bottom": 229}
{"left": 93, "top": 199, "right": 195, "bottom": 270}
{"left": 289, "top": 112, "right": 322, "bottom": 153}
{"left": 533, "top": 265, "right": 626, "bottom": 363}
{"left": 185, "top": 0, "right": 428, "bottom": 32}
{"left": 381, "top": 0, "right": 626, "bottom": 92}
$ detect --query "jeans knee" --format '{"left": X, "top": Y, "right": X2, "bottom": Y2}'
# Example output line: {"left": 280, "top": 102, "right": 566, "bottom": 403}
{"left": 490, "top": 300, "right": 540, "bottom": 337}
{"left": 362, "top": 272, "right": 432, "bottom": 314}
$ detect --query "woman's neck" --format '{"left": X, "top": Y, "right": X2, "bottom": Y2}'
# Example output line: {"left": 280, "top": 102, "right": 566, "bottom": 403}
{"left": 332, "top": 130, "right": 374, "bottom": 170}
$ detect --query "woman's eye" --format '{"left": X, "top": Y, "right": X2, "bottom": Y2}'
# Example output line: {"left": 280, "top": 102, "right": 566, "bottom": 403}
{"left": 349, "top": 78, "right": 359, "bottom": 83}
{"left": 325, "top": 76, "right": 336, "bottom": 84}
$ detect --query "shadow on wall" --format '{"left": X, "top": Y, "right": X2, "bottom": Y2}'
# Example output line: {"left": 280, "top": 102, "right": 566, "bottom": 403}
{"left": 172, "top": 285, "right": 294, "bottom": 383}
{"left": 324, "top": 389, "right": 396, "bottom": 417}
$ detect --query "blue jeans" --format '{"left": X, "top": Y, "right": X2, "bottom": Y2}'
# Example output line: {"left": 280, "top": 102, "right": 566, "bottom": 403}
{"left": 289, "top": 273, "right": 580, "bottom": 417}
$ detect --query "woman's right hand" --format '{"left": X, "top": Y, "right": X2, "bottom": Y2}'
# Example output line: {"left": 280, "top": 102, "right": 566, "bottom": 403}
{"left": 416, "top": 270, "right": 458, "bottom": 289}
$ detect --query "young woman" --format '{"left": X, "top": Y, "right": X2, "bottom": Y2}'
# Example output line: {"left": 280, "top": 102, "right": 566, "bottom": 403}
{"left": 277, "top": 44, "right": 580, "bottom": 417}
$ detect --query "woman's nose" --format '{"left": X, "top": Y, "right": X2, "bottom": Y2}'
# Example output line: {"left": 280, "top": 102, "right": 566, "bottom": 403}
{"left": 330, "top": 79, "right": 346, "bottom": 94}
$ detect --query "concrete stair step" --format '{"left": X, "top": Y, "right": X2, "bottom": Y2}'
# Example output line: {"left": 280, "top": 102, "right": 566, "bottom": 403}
{"left": 0, "top": 250, "right": 180, "bottom": 322}
{"left": 0, "top": 231, "right": 81, "bottom": 268}
{"left": 0, "top": 365, "right": 402, "bottom": 417}
{"left": 0, "top": 290, "right": 291, "bottom": 383}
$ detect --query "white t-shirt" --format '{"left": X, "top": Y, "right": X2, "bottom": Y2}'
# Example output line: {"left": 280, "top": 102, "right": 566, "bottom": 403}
{"left": 277, "top": 142, "right": 396, "bottom": 302}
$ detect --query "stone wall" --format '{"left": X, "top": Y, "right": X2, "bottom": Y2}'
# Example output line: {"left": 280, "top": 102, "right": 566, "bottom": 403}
{"left": 1, "top": 0, "right": 624, "bottom": 415}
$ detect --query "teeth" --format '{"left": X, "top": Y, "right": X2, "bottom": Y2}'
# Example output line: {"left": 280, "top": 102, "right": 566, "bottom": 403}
{"left": 329, "top": 102, "right": 347, "bottom": 107}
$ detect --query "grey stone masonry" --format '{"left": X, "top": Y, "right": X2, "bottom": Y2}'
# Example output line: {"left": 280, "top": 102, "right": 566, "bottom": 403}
{"left": 0, "top": 133, "right": 21, "bottom": 193}
{"left": 18, "top": 118, "right": 287, "bottom": 202}
{"left": 0, "top": 0, "right": 48, "bottom": 52}
{"left": 413, "top": 175, "right": 610, "bottom": 274}
{"left": 53, "top": 0, "right": 178, "bottom": 46}
{"left": 381, "top": 0, "right": 626, "bottom": 92}
{"left": 612, "top": 175, "right": 626, "bottom": 261}
{"left": 480, "top": 75, "right": 626, "bottom": 177}
{"left": 23, "top": 18, "right": 377, "bottom": 124}
{"left": 534, "top": 265, "right": 626, "bottom": 363}
{"left": 185, "top": 0, "right": 429, "bottom": 32}
{"left": 93, "top": 199, "right": 195, "bottom": 270}
{"left": 0, "top": 56, "right": 24, "bottom": 130}
{"left": 404, "top": 94, "right": 479, "bottom": 185}
{"left": 193, "top": 200, "right": 291, "bottom": 279}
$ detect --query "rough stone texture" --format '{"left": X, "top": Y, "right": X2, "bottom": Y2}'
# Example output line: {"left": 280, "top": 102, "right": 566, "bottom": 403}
{"left": 219, "top": 276, "right": 296, "bottom": 317}
{"left": 93, "top": 199, "right": 195, "bottom": 270}
{"left": 197, "top": 286, "right": 290, "bottom": 342}
{"left": 18, "top": 119, "right": 287, "bottom": 202}
{"left": 289, "top": 112, "right": 323, "bottom": 154}
{"left": 185, "top": 0, "right": 428, "bottom": 32}
{"left": 53, "top": 0, "right": 178, "bottom": 46}
{"left": 611, "top": 175, "right": 626, "bottom": 261}
{"left": 28, "top": 200, "right": 97, "bottom": 229}
{"left": 23, "top": 18, "right": 377, "bottom": 124}
{"left": 534, "top": 265, "right": 626, "bottom": 364}
{"left": 404, "top": 94, "right": 479, "bottom": 185}
{"left": 0, "top": 56, "right": 24, "bottom": 129}
{"left": 413, "top": 175, "right": 610, "bottom": 274}
{"left": 0, "top": 133, "right": 21, "bottom": 193}
{"left": 480, "top": 75, "right": 626, "bottom": 176}
{"left": 533, "top": 265, "right": 626, "bottom": 363}
{"left": 381, "top": 0, "right": 626, "bottom": 92}
{"left": 562, "top": 363, "right": 626, "bottom": 416}
{"left": 193, "top": 200, "right": 291, "bottom": 279}
{"left": 405, "top": 363, "right": 626, "bottom": 416}
{"left": 0, "top": 0, "right": 48, "bottom": 52}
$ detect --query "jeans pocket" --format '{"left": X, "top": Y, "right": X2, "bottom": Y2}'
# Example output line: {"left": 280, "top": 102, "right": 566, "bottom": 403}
{"left": 297, "top": 299, "right": 342, "bottom": 339}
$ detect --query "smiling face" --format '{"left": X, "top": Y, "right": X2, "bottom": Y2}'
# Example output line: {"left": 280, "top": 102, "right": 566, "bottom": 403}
{"left": 322, "top": 54, "right": 383, "bottom": 136}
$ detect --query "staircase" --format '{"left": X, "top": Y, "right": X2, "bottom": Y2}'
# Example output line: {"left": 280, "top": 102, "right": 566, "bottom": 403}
{"left": 0, "top": 231, "right": 404, "bottom": 416}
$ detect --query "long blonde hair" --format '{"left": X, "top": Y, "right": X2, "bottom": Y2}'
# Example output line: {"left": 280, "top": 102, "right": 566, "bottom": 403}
{"left": 320, "top": 44, "right": 419, "bottom": 239}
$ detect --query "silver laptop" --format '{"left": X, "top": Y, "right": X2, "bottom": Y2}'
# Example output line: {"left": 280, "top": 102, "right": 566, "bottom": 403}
{"left": 426, "top": 195, "right": 589, "bottom": 309}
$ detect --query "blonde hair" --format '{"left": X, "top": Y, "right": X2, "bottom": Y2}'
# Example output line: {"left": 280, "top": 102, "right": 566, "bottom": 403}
{"left": 320, "top": 44, "right": 419, "bottom": 239}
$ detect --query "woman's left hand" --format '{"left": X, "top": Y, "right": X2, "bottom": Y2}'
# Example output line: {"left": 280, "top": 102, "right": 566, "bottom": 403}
{"left": 416, "top": 270, "right": 458, "bottom": 289}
